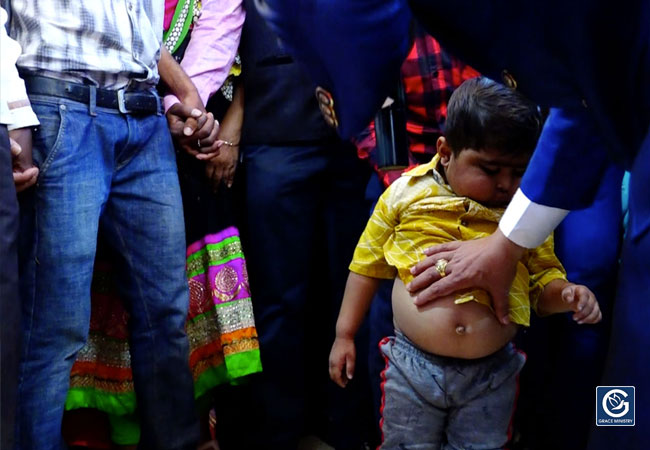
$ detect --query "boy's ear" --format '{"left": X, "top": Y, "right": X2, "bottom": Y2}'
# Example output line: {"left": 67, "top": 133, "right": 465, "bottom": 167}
{"left": 437, "top": 136, "right": 452, "bottom": 166}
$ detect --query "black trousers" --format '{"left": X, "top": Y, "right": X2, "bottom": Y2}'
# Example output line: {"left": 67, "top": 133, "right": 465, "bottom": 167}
{"left": 227, "top": 140, "right": 375, "bottom": 449}
{"left": 0, "top": 124, "right": 20, "bottom": 449}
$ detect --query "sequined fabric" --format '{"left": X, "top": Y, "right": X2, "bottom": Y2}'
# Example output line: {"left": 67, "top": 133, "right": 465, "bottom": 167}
{"left": 66, "top": 226, "right": 262, "bottom": 416}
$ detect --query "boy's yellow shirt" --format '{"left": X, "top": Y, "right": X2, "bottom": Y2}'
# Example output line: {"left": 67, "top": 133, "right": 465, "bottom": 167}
{"left": 349, "top": 155, "right": 567, "bottom": 326}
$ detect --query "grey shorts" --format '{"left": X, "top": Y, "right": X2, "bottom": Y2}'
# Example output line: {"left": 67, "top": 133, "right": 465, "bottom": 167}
{"left": 379, "top": 332, "right": 526, "bottom": 450}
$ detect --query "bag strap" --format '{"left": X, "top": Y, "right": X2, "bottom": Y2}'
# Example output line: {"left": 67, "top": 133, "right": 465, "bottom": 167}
{"left": 163, "top": 0, "right": 197, "bottom": 54}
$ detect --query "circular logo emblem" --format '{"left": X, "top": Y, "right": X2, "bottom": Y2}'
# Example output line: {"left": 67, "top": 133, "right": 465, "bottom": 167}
{"left": 602, "top": 389, "right": 630, "bottom": 418}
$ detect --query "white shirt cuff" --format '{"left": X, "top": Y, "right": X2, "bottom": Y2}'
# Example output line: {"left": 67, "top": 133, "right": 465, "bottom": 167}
{"left": 499, "top": 189, "right": 569, "bottom": 248}
{"left": 6, "top": 105, "right": 39, "bottom": 131}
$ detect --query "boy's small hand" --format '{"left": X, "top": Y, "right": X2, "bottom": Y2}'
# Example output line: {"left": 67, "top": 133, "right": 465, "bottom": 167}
{"left": 329, "top": 337, "right": 356, "bottom": 388}
{"left": 562, "top": 284, "right": 602, "bottom": 324}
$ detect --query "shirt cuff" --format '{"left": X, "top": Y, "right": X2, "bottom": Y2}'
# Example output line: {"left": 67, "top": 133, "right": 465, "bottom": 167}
{"left": 499, "top": 189, "right": 569, "bottom": 249}
{"left": 163, "top": 95, "right": 181, "bottom": 113}
{"left": 6, "top": 105, "right": 39, "bottom": 131}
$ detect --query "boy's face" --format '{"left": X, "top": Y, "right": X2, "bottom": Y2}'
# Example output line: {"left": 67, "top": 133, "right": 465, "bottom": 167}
{"left": 437, "top": 137, "right": 529, "bottom": 208}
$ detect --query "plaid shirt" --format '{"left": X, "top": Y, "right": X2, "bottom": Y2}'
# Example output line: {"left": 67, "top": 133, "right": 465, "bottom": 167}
{"left": 356, "top": 25, "right": 479, "bottom": 186}
{"left": 10, "top": 0, "right": 164, "bottom": 89}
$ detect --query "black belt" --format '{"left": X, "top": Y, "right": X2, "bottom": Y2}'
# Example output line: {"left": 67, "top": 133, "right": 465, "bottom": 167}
{"left": 23, "top": 76, "right": 160, "bottom": 115}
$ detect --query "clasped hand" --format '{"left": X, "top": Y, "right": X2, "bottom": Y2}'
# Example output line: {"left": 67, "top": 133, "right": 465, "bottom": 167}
{"left": 166, "top": 102, "right": 220, "bottom": 160}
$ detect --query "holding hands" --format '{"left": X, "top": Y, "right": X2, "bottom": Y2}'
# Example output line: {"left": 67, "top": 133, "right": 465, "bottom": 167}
{"left": 166, "top": 100, "right": 221, "bottom": 160}
{"left": 159, "top": 46, "right": 220, "bottom": 159}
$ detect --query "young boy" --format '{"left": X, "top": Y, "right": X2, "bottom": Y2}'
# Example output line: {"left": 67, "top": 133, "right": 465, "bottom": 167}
{"left": 329, "top": 77, "right": 602, "bottom": 449}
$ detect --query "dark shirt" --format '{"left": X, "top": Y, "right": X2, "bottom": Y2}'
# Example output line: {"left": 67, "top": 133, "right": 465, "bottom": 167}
{"left": 239, "top": 0, "right": 333, "bottom": 145}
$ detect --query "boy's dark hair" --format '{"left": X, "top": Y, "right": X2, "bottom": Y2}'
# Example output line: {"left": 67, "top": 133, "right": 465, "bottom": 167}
{"left": 444, "top": 77, "right": 542, "bottom": 155}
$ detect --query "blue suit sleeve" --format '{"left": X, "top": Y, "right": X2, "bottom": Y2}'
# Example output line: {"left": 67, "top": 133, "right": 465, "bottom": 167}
{"left": 521, "top": 107, "right": 612, "bottom": 210}
{"left": 258, "top": 0, "right": 412, "bottom": 139}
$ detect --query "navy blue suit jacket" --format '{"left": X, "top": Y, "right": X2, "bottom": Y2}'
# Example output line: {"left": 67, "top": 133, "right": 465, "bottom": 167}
{"left": 260, "top": 0, "right": 650, "bottom": 238}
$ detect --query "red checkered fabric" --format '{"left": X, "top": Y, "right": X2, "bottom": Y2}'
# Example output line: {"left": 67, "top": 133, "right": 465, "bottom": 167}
{"left": 355, "top": 26, "right": 479, "bottom": 186}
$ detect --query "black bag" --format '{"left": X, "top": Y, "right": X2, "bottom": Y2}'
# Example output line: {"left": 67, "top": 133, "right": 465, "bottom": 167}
{"left": 374, "top": 78, "right": 409, "bottom": 170}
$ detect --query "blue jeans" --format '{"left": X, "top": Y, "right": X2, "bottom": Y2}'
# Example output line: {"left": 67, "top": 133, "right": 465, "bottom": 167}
{"left": 379, "top": 333, "right": 525, "bottom": 450}
{"left": 16, "top": 95, "right": 199, "bottom": 449}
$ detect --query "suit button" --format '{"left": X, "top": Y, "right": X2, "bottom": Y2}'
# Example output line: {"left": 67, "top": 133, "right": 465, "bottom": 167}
{"left": 323, "top": 115, "right": 339, "bottom": 128}
{"left": 315, "top": 86, "right": 334, "bottom": 106}
{"left": 316, "top": 91, "right": 333, "bottom": 108}
{"left": 501, "top": 69, "right": 517, "bottom": 90}
{"left": 461, "top": 220, "right": 468, "bottom": 227}
{"left": 582, "top": 98, "right": 589, "bottom": 108}
{"left": 315, "top": 86, "right": 339, "bottom": 128}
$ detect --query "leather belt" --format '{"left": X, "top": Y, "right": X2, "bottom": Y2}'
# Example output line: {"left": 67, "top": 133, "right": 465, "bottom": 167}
{"left": 23, "top": 76, "right": 161, "bottom": 115}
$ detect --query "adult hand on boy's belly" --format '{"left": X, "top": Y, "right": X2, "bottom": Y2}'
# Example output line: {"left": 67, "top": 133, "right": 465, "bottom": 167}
{"left": 393, "top": 279, "right": 518, "bottom": 358}
{"left": 406, "top": 230, "right": 525, "bottom": 326}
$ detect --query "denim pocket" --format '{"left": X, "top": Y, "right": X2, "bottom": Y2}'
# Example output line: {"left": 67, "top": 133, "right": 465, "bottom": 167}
{"left": 30, "top": 101, "right": 67, "bottom": 176}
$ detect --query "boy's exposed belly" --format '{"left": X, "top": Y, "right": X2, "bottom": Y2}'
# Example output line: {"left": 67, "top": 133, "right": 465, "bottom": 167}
{"left": 392, "top": 278, "right": 518, "bottom": 359}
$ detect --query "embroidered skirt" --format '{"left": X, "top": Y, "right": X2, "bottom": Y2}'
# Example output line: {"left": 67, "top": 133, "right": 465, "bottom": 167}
{"left": 65, "top": 227, "right": 262, "bottom": 417}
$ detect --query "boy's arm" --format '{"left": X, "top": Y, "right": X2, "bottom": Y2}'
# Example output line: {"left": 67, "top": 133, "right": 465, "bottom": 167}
{"left": 329, "top": 272, "right": 381, "bottom": 388}
{"left": 524, "top": 234, "right": 601, "bottom": 324}
{"left": 336, "top": 272, "right": 381, "bottom": 338}
{"left": 537, "top": 279, "right": 602, "bottom": 324}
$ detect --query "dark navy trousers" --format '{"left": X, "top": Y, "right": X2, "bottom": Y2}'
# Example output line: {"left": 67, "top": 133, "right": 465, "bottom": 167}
{"left": 237, "top": 141, "right": 375, "bottom": 449}
{"left": 515, "top": 163, "right": 624, "bottom": 450}
{"left": 588, "top": 127, "right": 650, "bottom": 450}
{"left": 0, "top": 124, "right": 20, "bottom": 450}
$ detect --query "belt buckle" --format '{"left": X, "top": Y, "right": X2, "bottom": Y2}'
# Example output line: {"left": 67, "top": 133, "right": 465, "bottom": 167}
{"left": 116, "top": 88, "right": 131, "bottom": 114}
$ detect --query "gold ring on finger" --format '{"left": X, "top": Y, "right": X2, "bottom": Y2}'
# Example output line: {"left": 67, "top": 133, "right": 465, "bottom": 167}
{"left": 435, "top": 259, "right": 448, "bottom": 278}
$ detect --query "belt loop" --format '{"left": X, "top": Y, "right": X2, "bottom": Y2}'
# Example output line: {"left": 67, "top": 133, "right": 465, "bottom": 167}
{"left": 88, "top": 85, "right": 97, "bottom": 117}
